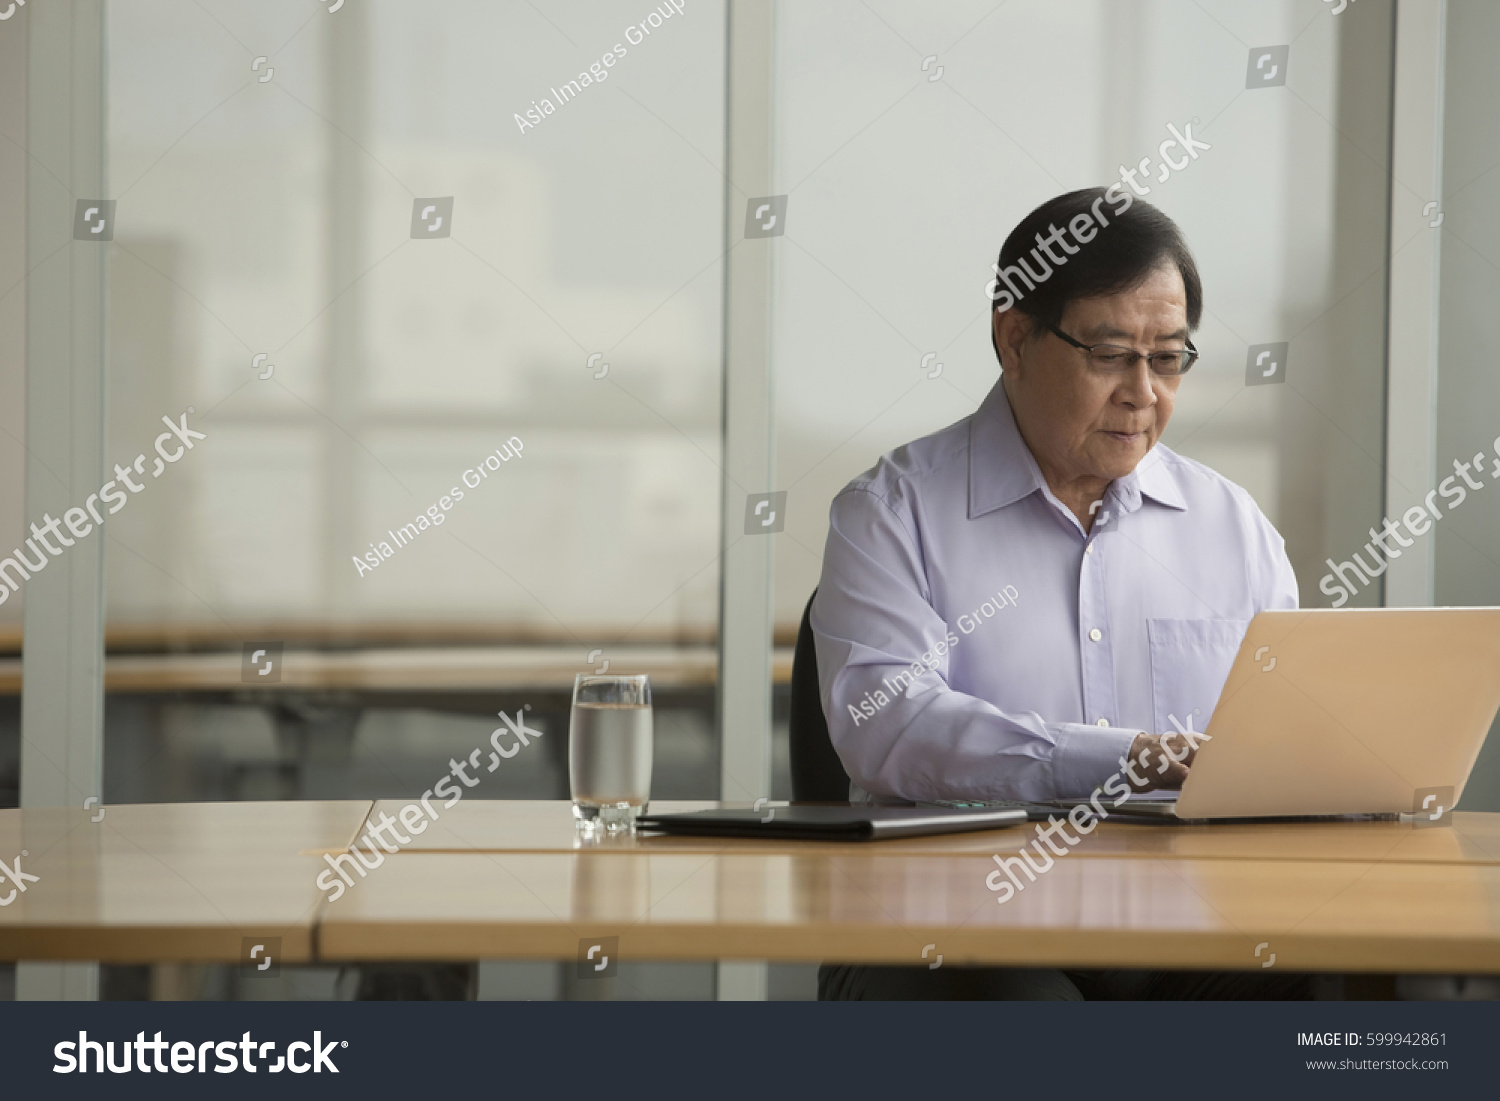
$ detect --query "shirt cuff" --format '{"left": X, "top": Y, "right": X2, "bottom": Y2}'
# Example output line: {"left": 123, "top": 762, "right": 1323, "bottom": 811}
{"left": 1047, "top": 723, "right": 1142, "bottom": 800}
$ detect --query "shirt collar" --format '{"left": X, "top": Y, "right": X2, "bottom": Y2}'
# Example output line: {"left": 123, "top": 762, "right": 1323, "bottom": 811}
{"left": 1132, "top": 442, "right": 1188, "bottom": 512}
{"left": 968, "top": 377, "right": 1188, "bottom": 520}
{"left": 967, "top": 380, "right": 1048, "bottom": 518}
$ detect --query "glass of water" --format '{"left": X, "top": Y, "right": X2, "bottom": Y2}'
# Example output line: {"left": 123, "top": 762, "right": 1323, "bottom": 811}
{"left": 570, "top": 674, "right": 653, "bottom": 833}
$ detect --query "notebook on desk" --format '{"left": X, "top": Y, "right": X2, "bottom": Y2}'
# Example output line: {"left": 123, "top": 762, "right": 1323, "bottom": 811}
{"left": 634, "top": 804, "right": 1027, "bottom": 841}
{"left": 922, "top": 793, "right": 1193, "bottom": 824}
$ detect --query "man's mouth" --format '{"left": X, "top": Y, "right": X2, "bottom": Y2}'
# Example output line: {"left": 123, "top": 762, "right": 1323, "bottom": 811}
{"left": 1102, "top": 429, "right": 1144, "bottom": 442}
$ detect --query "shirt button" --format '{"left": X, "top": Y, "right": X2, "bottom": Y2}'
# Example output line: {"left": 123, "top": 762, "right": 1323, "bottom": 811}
{"left": 1085, "top": 543, "right": 1094, "bottom": 555}
{"left": 1096, "top": 718, "right": 1109, "bottom": 727}
{"left": 1089, "top": 628, "right": 1102, "bottom": 642}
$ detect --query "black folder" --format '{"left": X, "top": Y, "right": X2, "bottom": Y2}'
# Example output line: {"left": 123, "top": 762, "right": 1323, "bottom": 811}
{"left": 634, "top": 804, "right": 1027, "bottom": 841}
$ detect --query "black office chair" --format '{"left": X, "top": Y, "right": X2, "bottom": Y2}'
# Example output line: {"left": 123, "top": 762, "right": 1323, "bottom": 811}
{"left": 789, "top": 588, "right": 852, "bottom": 802}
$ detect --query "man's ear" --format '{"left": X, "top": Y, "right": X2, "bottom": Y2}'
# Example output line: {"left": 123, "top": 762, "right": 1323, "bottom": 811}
{"left": 993, "top": 308, "right": 1033, "bottom": 378}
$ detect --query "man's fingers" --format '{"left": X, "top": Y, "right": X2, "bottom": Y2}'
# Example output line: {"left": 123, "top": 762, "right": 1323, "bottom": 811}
{"left": 1138, "top": 751, "right": 1190, "bottom": 792}
{"left": 1126, "top": 736, "right": 1195, "bottom": 791}
{"left": 1156, "top": 762, "right": 1190, "bottom": 791}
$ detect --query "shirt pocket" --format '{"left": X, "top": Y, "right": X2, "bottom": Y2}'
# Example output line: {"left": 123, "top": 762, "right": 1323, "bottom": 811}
{"left": 1145, "top": 618, "right": 1250, "bottom": 737}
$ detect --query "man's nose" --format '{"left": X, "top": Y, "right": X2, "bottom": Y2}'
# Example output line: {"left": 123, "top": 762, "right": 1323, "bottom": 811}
{"left": 1114, "top": 359, "right": 1157, "bottom": 407}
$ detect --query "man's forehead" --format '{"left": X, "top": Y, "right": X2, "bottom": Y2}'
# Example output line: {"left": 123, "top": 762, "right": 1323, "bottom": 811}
{"left": 1076, "top": 318, "right": 1190, "bottom": 341}
{"left": 1063, "top": 278, "right": 1188, "bottom": 338}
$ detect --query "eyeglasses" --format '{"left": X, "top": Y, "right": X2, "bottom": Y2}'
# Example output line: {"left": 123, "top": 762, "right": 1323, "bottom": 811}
{"left": 1045, "top": 323, "right": 1198, "bottom": 377}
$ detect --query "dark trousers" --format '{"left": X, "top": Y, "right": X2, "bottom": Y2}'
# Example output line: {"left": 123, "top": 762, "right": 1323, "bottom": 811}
{"left": 817, "top": 963, "right": 1313, "bottom": 1000}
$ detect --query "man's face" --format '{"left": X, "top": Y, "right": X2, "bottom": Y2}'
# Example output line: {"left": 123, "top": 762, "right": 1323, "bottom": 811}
{"left": 994, "top": 263, "right": 1188, "bottom": 488}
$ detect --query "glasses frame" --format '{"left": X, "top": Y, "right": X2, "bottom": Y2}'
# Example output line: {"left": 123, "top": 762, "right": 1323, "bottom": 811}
{"left": 1044, "top": 322, "right": 1199, "bottom": 377}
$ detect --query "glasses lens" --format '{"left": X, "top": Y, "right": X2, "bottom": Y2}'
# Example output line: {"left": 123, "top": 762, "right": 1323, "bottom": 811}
{"left": 1147, "top": 350, "right": 1193, "bottom": 376}
{"left": 1088, "top": 346, "right": 1135, "bottom": 371}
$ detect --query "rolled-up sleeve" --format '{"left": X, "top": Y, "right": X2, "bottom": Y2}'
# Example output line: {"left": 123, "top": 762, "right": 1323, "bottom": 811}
{"left": 811, "top": 485, "right": 1138, "bottom": 803}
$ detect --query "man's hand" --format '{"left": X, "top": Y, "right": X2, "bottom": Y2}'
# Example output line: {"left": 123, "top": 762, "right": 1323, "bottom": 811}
{"left": 1123, "top": 731, "right": 1201, "bottom": 792}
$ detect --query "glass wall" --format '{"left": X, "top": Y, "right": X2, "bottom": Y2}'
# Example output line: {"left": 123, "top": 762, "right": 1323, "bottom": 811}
{"left": 103, "top": 0, "right": 725, "bottom": 637}
{"left": 770, "top": 0, "right": 1393, "bottom": 629}
{"left": 91, "top": 0, "right": 727, "bottom": 812}
{"left": 1437, "top": 0, "right": 1500, "bottom": 809}
{"left": 0, "top": 0, "right": 1407, "bottom": 807}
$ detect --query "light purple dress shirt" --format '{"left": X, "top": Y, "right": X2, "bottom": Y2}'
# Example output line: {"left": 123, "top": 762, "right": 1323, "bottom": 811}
{"left": 811, "top": 378, "right": 1298, "bottom": 803}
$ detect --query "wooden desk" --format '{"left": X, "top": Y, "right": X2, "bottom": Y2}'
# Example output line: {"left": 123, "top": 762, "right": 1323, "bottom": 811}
{"left": 0, "top": 801, "right": 371, "bottom": 963}
{"left": 314, "top": 850, "right": 1500, "bottom": 972}
{"left": 309, "top": 801, "right": 1500, "bottom": 971}
{"left": 350, "top": 799, "right": 1500, "bottom": 866}
{"left": 0, "top": 800, "right": 1497, "bottom": 974}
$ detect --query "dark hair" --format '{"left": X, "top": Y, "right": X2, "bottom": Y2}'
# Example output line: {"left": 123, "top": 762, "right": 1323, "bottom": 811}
{"left": 988, "top": 187, "right": 1201, "bottom": 364}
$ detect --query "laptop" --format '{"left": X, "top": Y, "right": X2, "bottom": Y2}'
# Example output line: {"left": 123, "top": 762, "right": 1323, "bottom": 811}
{"left": 634, "top": 804, "right": 1027, "bottom": 841}
{"left": 1051, "top": 607, "right": 1500, "bottom": 821}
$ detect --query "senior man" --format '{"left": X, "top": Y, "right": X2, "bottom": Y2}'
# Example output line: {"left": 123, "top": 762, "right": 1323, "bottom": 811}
{"left": 811, "top": 188, "right": 1303, "bottom": 1000}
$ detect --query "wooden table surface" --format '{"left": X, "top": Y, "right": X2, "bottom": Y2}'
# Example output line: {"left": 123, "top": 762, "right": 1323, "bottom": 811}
{"left": 315, "top": 850, "right": 1500, "bottom": 972}
{"left": 1, "top": 799, "right": 1498, "bottom": 972}
{"left": 0, "top": 801, "right": 372, "bottom": 963}
{"left": 350, "top": 799, "right": 1500, "bottom": 866}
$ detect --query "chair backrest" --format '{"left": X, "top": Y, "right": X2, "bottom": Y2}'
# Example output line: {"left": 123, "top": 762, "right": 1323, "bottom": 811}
{"left": 789, "top": 589, "right": 851, "bottom": 802}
